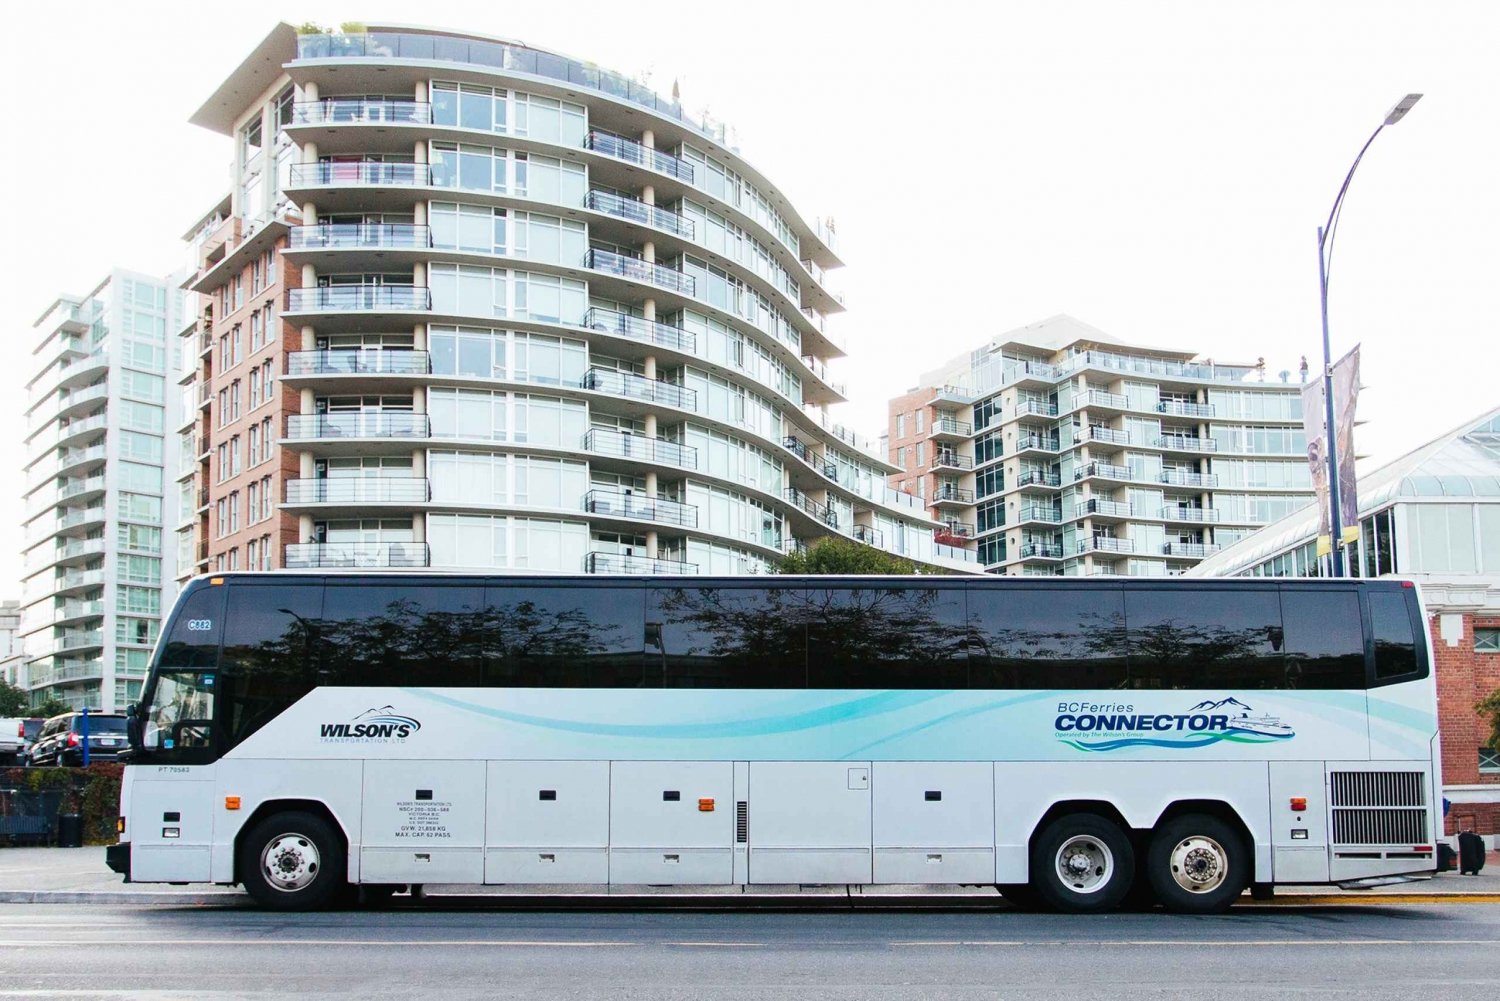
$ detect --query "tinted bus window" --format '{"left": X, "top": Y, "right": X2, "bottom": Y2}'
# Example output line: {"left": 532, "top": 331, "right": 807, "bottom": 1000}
{"left": 968, "top": 587, "right": 1127, "bottom": 689}
{"left": 806, "top": 586, "right": 967, "bottom": 688}
{"left": 1124, "top": 588, "right": 1283, "bottom": 689}
{"left": 220, "top": 582, "right": 323, "bottom": 749}
{"left": 1370, "top": 589, "right": 1421, "bottom": 682}
{"left": 320, "top": 583, "right": 487, "bottom": 686}
{"left": 158, "top": 584, "right": 226, "bottom": 669}
{"left": 649, "top": 584, "right": 807, "bottom": 688}
{"left": 1279, "top": 588, "right": 1365, "bottom": 689}
{"left": 490, "top": 584, "right": 645, "bottom": 687}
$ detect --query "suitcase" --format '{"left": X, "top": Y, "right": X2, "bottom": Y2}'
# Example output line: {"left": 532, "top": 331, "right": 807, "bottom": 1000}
{"left": 1437, "top": 843, "right": 1457, "bottom": 873}
{"left": 1457, "top": 831, "right": 1486, "bottom": 876}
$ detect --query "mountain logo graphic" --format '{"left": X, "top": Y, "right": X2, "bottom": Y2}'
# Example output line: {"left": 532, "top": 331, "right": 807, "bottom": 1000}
{"left": 1055, "top": 696, "right": 1295, "bottom": 753}
{"left": 318, "top": 706, "right": 422, "bottom": 741}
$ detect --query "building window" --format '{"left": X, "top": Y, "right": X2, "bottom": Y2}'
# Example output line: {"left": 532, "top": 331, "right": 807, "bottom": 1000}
{"left": 915, "top": 443, "right": 925, "bottom": 466}
{"left": 896, "top": 446, "right": 907, "bottom": 469}
{"left": 1477, "top": 628, "right": 1500, "bottom": 653}
{"left": 915, "top": 409, "right": 924, "bottom": 433}
{"left": 1481, "top": 747, "right": 1500, "bottom": 773}
{"left": 895, "top": 414, "right": 906, "bottom": 438}
{"left": 261, "top": 534, "right": 273, "bottom": 570}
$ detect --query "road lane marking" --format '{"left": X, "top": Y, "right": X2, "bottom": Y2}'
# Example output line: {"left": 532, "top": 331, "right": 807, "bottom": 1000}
{"left": 4, "top": 937, "right": 1499, "bottom": 949}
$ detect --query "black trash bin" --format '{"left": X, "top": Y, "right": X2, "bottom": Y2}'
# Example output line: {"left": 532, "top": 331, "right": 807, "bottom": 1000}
{"left": 56, "top": 812, "right": 83, "bottom": 848}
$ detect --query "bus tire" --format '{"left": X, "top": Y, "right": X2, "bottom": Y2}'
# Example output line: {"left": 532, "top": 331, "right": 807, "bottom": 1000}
{"left": 1030, "top": 813, "right": 1134, "bottom": 913}
{"left": 239, "top": 811, "right": 347, "bottom": 911}
{"left": 1146, "top": 814, "right": 1249, "bottom": 914}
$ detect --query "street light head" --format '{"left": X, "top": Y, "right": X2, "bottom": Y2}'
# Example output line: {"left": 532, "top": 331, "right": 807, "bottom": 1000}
{"left": 1384, "top": 93, "right": 1423, "bottom": 126}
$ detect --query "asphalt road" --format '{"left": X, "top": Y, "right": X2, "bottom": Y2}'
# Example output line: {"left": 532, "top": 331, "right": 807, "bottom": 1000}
{"left": 1, "top": 902, "right": 1497, "bottom": 1000}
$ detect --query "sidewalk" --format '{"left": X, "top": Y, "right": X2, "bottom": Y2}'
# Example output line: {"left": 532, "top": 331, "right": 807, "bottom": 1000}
{"left": 1, "top": 847, "right": 1496, "bottom": 907}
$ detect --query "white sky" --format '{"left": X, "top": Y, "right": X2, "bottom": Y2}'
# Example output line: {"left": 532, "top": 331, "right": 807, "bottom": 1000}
{"left": 1, "top": 0, "right": 1495, "bottom": 591}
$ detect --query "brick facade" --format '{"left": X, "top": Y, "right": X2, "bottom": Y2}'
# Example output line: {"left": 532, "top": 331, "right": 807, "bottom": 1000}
{"left": 886, "top": 387, "right": 938, "bottom": 503}
{"left": 1433, "top": 612, "right": 1500, "bottom": 835}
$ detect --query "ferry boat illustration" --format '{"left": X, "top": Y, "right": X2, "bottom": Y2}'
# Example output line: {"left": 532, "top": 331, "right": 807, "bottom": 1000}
{"left": 1225, "top": 711, "right": 1294, "bottom": 737}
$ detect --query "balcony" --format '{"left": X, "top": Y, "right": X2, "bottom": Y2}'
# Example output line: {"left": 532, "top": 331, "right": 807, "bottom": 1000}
{"left": 582, "top": 427, "right": 697, "bottom": 468}
{"left": 1080, "top": 389, "right": 1129, "bottom": 410}
{"left": 1074, "top": 461, "right": 1132, "bottom": 483}
{"left": 287, "top": 349, "right": 431, "bottom": 376}
{"left": 53, "top": 413, "right": 109, "bottom": 449}
{"left": 292, "top": 99, "right": 431, "bottom": 125}
{"left": 1077, "top": 536, "right": 1135, "bottom": 555}
{"left": 285, "top": 412, "right": 430, "bottom": 440}
{"left": 580, "top": 367, "right": 696, "bottom": 410}
{"left": 782, "top": 435, "right": 814, "bottom": 463}
{"left": 54, "top": 599, "right": 105, "bottom": 625}
{"left": 582, "top": 307, "right": 695, "bottom": 353}
{"left": 57, "top": 475, "right": 106, "bottom": 501}
{"left": 198, "top": 378, "right": 213, "bottom": 408}
{"left": 285, "top": 478, "right": 431, "bottom": 504}
{"left": 287, "top": 161, "right": 432, "bottom": 188}
{"left": 1157, "top": 400, "right": 1216, "bottom": 418}
{"left": 1019, "top": 543, "right": 1065, "bottom": 559}
{"left": 1159, "top": 507, "right": 1222, "bottom": 523}
{"left": 1156, "top": 434, "right": 1217, "bottom": 453}
{"left": 584, "top": 248, "right": 695, "bottom": 296}
{"left": 1015, "top": 469, "right": 1061, "bottom": 488}
{"left": 1160, "top": 469, "right": 1218, "bottom": 488}
{"left": 286, "top": 286, "right": 431, "bottom": 312}
{"left": 56, "top": 383, "right": 108, "bottom": 418}
{"left": 54, "top": 538, "right": 106, "bottom": 564}
{"left": 54, "top": 631, "right": 103, "bottom": 653}
{"left": 1162, "top": 542, "right": 1221, "bottom": 558}
{"left": 1015, "top": 399, "right": 1058, "bottom": 418}
{"left": 799, "top": 356, "right": 847, "bottom": 398}
{"left": 931, "top": 485, "right": 975, "bottom": 505}
{"left": 1081, "top": 425, "right": 1130, "bottom": 446}
{"left": 783, "top": 486, "right": 838, "bottom": 529}
{"left": 57, "top": 505, "right": 106, "bottom": 532}
{"left": 1017, "top": 506, "right": 1061, "bottom": 525}
{"left": 583, "top": 551, "right": 699, "bottom": 575}
{"left": 288, "top": 223, "right": 432, "bottom": 250}
{"left": 284, "top": 542, "right": 430, "bottom": 569}
{"left": 584, "top": 131, "right": 695, "bottom": 183}
{"left": 928, "top": 416, "right": 973, "bottom": 440}
{"left": 932, "top": 450, "right": 973, "bottom": 471}
{"left": 852, "top": 524, "right": 884, "bottom": 547}
{"left": 55, "top": 569, "right": 105, "bottom": 595}
{"left": 583, "top": 489, "right": 697, "bottom": 528}
{"left": 937, "top": 522, "right": 976, "bottom": 539}
{"left": 585, "top": 190, "right": 695, "bottom": 239}
{"left": 1014, "top": 434, "right": 1060, "bottom": 454}
{"left": 1076, "top": 498, "right": 1133, "bottom": 519}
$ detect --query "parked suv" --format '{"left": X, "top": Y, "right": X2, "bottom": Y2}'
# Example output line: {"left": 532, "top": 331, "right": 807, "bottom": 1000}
{"left": 0, "top": 718, "right": 45, "bottom": 765}
{"left": 27, "top": 713, "right": 129, "bottom": 766}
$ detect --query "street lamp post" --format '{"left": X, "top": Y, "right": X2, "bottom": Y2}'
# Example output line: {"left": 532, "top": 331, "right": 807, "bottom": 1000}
{"left": 1315, "top": 93, "right": 1421, "bottom": 577}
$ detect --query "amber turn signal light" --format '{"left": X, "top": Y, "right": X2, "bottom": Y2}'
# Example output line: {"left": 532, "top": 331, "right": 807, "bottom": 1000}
{"left": 225, "top": 796, "right": 241, "bottom": 810}
{"left": 698, "top": 798, "right": 715, "bottom": 812}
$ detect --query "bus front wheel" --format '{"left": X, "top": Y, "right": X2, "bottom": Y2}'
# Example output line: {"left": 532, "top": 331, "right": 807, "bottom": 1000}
{"left": 1146, "top": 814, "right": 1248, "bottom": 914}
{"left": 239, "top": 811, "right": 347, "bottom": 910}
{"left": 1030, "top": 813, "right": 1134, "bottom": 913}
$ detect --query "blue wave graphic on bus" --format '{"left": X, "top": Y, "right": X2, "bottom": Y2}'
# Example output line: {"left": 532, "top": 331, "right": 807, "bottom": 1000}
{"left": 1056, "top": 697, "right": 1295, "bottom": 752}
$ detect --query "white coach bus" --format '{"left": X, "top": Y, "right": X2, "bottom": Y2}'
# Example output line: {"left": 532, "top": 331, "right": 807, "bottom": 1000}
{"left": 108, "top": 573, "right": 1440, "bottom": 913}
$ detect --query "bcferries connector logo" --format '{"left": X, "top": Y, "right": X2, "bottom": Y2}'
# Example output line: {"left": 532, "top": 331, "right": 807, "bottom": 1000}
{"left": 319, "top": 705, "right": 422, "bottom": 743}
{"left": 1055, "top": 697, "right": 1294, "bottom": 752}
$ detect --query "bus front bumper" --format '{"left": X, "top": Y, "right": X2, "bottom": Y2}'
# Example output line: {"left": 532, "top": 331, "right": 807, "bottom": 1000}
{"left": 106, "top": 843, "right": 130, "bottom": 882}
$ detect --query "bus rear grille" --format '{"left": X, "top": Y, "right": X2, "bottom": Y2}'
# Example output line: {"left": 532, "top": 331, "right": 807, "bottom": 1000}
{"left": 1329, "top": 770, "right": 1427, "bottom": 846}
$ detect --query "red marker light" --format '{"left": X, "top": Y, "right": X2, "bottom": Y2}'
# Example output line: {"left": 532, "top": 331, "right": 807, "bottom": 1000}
{"left": 1289, "top": 797, "right": 1307, "bottom": 812}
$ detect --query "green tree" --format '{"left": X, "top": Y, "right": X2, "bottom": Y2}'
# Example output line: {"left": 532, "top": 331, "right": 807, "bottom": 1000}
{"left": 771, "top": 537, "right": 929, "bottom": 575}
{"left": 0, "top": 678, "right": 27, "bottom": 717}
{"left": 1479, "top": 688, "right": 1500, "bottom": 750}
{"left": 33, "top": 698, "right": 70, "bottom": 719}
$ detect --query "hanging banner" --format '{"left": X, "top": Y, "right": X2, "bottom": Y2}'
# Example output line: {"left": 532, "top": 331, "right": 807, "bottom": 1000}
{"left": 1301, "top": 346, "right": 1362, "bottom": 557}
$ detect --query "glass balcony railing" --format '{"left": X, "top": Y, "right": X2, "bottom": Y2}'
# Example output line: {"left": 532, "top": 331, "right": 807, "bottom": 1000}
{"left": 582, "top": 427, "right": 696, "bottom": 468}
{"left": 285, "top": 413, "right": 430, "bottom": 439}
{"left": 585, "top": 190, "right": 695, "bottom": 239}
{"left": 1159, "top": 469, "right": 1219, "bottom": 488}
{"left": 1015, "top": 469, "right": 1062, "bottom": 488}
{"left": 852, "top": 525, "right": 884, "bottom": 547}
{"left": 287, "top": 286, "right": 432, "bottom": 312}
{"left": 1019, "top": 543, "right": 1064, "bottom": 559}
{"left": 292, "top": 99, "right": 432, "bottom": 125}
{"left": 584, "top": 248, "right": 695, "bottom": 296}
{"left": 1014, "top": 434, "right": 1060, "bottom": 453}
{"left": 937, "top": 522, "right": 975, "bottom": 539}
{"left": 288, "top": 161, "right": 432, "bottom": 187}
{"left": 1078, "top": 537, "right": 1135, "bottom": 555}
{"left": 284, "top": 478, "right": 431, "bottom": 504}
{"left": 288, "top": 223, "right": 432, "bottom": 250}
{"left": 286, "top": 349, "right": 431, "bottom": 376}
{"left": 1159, "top": 507, "right": 1222, "bottom": 523}
{"left": 1163, "top": 542, "right": 1221, "bottom": 558}
{"left": 1080, "top": 389, "right": 1129, "bottom": 410}
{"left": 1077, "top": 499, "right": 1133, "bottom": 519}
{"left": 930, "top": 416, "right": 973, "bottom": 437}
{"left": 582, "top": 489, "right": 697, "bottom": 528}
{"left": 1015, "top": 399, "right": 1059, "bottom": 418}
{"left": 583, "top": 551, "right": 699, "bottom": 575}
{"left": 1074, "top": 461, "right": 1132, "bottom": 482}
{"left": 584, "top": 130, "right": 695, "bottom": 182}
{"left": 1081, "top": 426, "right": 1131, "bottom": 446}
{"left": 1157, "top": 400, "right": 1216, "bottom": 418}
{"left": 285, "top": 542, "right": 430, "bottom": 568}
{"left": 1017, "top": 506, "right": 1061, "bottom": 524}
{"left": 1155, "top": 434, "right": 1217, "bottom": 453}
{"left": 931, "top": 485, "right": 975, "bottom": 504}
{"left": 580, "top": 367, "right": 696, "bottom": 411}
{"left": 581, "top": 307, "right": 695, "bottom": 353}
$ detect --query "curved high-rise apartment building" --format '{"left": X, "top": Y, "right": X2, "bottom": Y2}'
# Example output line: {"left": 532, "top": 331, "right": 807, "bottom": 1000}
{"left": 182, "top": 24, "right": 969, "bottom": 578}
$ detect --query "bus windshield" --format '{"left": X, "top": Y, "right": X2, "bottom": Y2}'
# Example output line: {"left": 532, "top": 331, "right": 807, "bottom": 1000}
{"left": 142, "top": 669, "right": 216, "bottom": 752}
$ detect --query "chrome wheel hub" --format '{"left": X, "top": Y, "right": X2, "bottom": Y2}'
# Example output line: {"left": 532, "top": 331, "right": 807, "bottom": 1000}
{"left": 261, "top": 834, "right": 320, "bottom": 892}
{"left": 1169, "top": 835, "right": 1228, "bottom": 893}
{"left": 1054, "top": 836, "right": 1114, "bottom": 894}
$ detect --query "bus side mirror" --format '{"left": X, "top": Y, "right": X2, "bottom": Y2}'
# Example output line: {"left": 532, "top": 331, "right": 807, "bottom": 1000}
{"left": 125, "top": 703, "right": 142, "bottom": 750}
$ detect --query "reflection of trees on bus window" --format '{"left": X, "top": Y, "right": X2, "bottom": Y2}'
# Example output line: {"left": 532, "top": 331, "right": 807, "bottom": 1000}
{"left": 968, "top": 588, "right": 1128, "bottom": 689}
{"left": 805, "top": 587, "right": 968, "bottom": 688}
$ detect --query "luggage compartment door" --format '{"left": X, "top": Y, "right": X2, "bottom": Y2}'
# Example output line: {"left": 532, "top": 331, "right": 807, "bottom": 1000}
{"left": 609, "top": 761, "right": 734, "bottom": 884}
{"left": 360, "top": 760, "right": 485, "bottom": 884}
{"left": 873, "top": 761, "right": 995, "bottom": 884}
{"left": 485, "top": 760, "right": 610, "bottom": 883}
{"left": 748, "top": 761, "right": 872, "bottom": 884}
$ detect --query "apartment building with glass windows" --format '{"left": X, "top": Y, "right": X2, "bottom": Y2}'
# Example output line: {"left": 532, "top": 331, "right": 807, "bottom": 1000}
{"left": 20, "top": 272, "right": 181, "bottom": 711}
{"left": 887, "top": 315, "right": 1312, "bottom": 576}
{"left": 183, "top": 23, "right": 968, "bottom": 576}
{"left": 1187, "top": 406, "right": 1500, "bottom": 838}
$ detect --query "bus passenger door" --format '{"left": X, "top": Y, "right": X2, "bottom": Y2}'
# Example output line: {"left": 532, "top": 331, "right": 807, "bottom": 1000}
{"left": 746, "top": 761, "right": 873, "bottom": 884}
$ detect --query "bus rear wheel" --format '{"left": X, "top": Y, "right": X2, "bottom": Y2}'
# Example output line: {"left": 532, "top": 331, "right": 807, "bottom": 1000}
{"left": 1146, "top": 814, "right": 1248, "bottom": 914}
{"left": 239, "top": 811, "right": 346, "bottom": 911}
{"left": 1030, "top": 813, "right": 1134, "bottom": 913}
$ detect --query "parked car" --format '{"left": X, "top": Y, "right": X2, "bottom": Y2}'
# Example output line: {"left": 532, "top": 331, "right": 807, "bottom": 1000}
{"left": 0, "top": 718, "right": 44, "bottom": 766}
{"left": 27, "top": 713, "right": 129, "bottom": 767}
